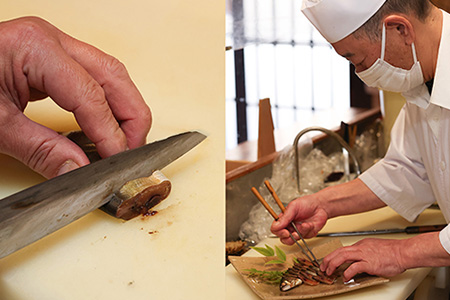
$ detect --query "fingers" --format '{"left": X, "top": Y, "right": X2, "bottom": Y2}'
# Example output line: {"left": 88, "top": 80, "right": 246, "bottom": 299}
{"left": 0, "top": 17, "right": 150, "bottom": 178}
{"left": 342, "top": 261, "right": 371, "bottom": 281}
{"left": 11, "top": 17, "right": 150, "bottom": 159}
{"left": 320, "top": 246, "right": 362, "bottom": 280}
{"left": 279, "top": 236, "right": 296, "bottom": 246}
{"left": 27, "top": 54, "right": 127, "bottom": 157}
{"left": 271, "top": 218, "right": 297, "bottom": 244}
{"left": 296, "top": 222, "right": 316, "bottom": 238}
{"left": 271, "top": 214, "right": 290, "bottom": 236}
{"left": 271, "top": 201, "right": 301, "bottom": 234}
{"left": 322, "top": 252, "right": 369, "bottom": 282}
{"left": 18, "top": 25, "right": 124, "bottom": 157}
{"left": 59, "top": 31, "right": 152, "bottom": 149}
{"left": 271, "top": 198, "right": 325, "bottom": 244}
{"left": 0, "top": 102, "right": 90, "bottom": 178}
{"left": 272, "top": 222, "right": 314, "bottom": 246}
{"left": 320, "top": 238, "right": 407, "bottom": 281}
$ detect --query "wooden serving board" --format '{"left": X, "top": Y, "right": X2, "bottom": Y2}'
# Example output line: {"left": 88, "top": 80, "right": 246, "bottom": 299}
{"left": 229, "top": 239, "right": 389, "bottom": 299}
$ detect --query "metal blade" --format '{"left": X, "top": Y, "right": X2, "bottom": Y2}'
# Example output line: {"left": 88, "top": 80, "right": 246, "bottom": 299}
{"left": 317, "top": 228, "right": 405, "bottom": 237}
{"left": 317, "top": 224, "right": 446, "bottom": 237}
{"left": 0, "top": 131, "right": 206, "bottom": 259}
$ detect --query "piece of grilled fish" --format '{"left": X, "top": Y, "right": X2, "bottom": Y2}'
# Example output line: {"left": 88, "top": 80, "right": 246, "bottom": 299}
{"left": 280, "top": 258, "right": 337, "bottom": 292}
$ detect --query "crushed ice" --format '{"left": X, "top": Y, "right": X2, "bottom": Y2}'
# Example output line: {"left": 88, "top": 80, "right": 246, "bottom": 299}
{"left": 238, "top": 126, "right": 384, "bottom": 244}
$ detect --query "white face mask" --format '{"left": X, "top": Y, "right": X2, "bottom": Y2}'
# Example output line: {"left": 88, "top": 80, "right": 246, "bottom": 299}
{"left": 356, "top": 24, "right": 425, "bottom": 93}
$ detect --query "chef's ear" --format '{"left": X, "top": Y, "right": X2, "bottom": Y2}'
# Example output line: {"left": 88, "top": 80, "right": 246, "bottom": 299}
{"left": 383, "top": 15, "right": 416, "bottom": 45}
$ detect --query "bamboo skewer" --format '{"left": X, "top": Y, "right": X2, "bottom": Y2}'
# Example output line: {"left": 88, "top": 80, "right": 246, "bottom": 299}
{"left": 264, "top": 180, "right": 320, "bottom": 265}
{"left": 251, "top": 182, "right": 320, "bottom": 267}
{"left": 251, "top": 187, "right": 278, "bottom": 219}
{"left": 264, "top": 180, "right": 284, "bottom": 211}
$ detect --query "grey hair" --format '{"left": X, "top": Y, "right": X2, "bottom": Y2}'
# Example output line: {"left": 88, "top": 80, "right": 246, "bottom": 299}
{"left": 353, "top": 0, "right": 433, "bottom": 41}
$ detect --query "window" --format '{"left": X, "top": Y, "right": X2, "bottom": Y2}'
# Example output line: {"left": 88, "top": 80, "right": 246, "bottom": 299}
{"left": 226, "top": 0, "right": 352, "bottom": 149}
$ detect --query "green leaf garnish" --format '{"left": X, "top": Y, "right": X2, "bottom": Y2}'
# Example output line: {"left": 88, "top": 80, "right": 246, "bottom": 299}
{"left": 245, "top": 245, "right": 290, "bottom": 284}
{"left": 244, "top": 268, "right": 258, "bottom": 273}
{"left": 265, "top": 259, "right": 286, "bottom": 265}
{"left": 244, "top": 268, "right": 285, "bottom": 285}
{"left": 250, "top": 244, "right": 275, "bottom": 257}
{"left": 274, "top": 245, "right": 286, "bottom": 262}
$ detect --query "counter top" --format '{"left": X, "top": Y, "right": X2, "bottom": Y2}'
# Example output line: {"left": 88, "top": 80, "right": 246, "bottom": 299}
{"left": 226, "top": 207, "right": 446, "bottom": 300}
{"left": 0, "top": 1, "right": 224, "bottom": 300}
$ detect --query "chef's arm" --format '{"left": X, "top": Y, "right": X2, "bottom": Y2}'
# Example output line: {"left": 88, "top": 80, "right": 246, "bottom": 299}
{"left": 320, "top": 231, "right": 450, "bottom": 281}
{"left": 400, "top": 232, "right": 450, "bottom": 269}
{"left": 318, "top": 178, "right": 386, "bottom": 218}
{"left": 317, "top": 179, "right": 450, "bottom": 280}
{"left": 271, "top": 178, "right": 386, "bottom": 244}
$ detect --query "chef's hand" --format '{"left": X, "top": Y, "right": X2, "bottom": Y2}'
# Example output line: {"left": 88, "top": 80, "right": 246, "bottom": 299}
{"left": 320, "top": 238, "right": 407, "bottom": 281}
{"left": 321, "top": 231, "right": 450, "bottom": 281}
{"left": 272, "top": 180, "right": 387, "bottom": 245}
{"left": 0, "top": 17, "right": 151, "bottom": 178}
{"left": 270, "top": 194, "right": 329, "bottom": 245}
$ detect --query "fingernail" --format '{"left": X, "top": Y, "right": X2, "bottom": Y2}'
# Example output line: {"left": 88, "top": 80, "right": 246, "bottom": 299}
{"left": 57, "top": 160, "right": 80, "bottom": 176}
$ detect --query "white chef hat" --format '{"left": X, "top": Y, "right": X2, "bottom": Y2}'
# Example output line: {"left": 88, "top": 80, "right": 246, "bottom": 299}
{"left": 302, "top": 0, "right": 387, "bottom": 43}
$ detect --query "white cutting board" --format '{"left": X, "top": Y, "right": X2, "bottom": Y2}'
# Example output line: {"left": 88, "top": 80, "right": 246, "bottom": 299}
{"left": 0, "top": 1, "right": 225, "bottom": 299}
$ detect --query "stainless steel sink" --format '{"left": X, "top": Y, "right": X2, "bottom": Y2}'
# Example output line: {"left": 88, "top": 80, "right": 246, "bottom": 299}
{"left": 226, "top": 123, "right": 384, "bottom": 242}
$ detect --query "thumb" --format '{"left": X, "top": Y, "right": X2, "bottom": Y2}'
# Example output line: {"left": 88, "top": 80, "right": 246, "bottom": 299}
{"left": 275, "top": 205, "right": 296, "bottom": 229}
{"left": 0, "top": 113, "right": 90, "bottom": 178}
{"left": 271, "top": 211, "right": 293, "bottom": 236}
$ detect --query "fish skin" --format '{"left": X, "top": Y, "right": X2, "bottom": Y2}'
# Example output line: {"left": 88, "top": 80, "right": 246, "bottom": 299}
{"left": 279, "top": 258, "right": 337, "bottom": 291}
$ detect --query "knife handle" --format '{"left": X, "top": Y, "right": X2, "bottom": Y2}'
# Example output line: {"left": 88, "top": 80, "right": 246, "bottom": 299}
{"left": 405, "top": 224, "right": 447, "bottom": 234}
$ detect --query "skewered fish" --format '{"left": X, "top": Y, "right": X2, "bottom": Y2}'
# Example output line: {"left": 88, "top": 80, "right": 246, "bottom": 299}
{"left": 280, "top": 258, "right": 337, "bottom": 291}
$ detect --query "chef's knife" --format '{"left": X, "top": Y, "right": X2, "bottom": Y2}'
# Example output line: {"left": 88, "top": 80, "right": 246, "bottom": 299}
{"left": 317, "top": 224, "right": 446, "bottom": 237}
{"left": 0, "top": 131, "right": 206, "bottom": 259}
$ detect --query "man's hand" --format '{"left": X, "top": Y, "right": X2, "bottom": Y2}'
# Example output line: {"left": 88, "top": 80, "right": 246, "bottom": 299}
{"left": 320, "top": 231, "right": 450, "bottom": 281}
{"left": 320, "top": 238, "right": 407, "bottom": 281}
{"left": 271, "top": 194, "right": 329, "bottom": 245}
{"left": 0, "top": 17, "right": 151, "bottom": 178}
{"left": 272, "top": 179, "right": 387, "bottom": 245}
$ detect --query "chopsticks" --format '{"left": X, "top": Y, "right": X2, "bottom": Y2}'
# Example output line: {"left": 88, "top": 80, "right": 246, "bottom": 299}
{"left": 251, "top": 180, "right": 320, "bottom": 267}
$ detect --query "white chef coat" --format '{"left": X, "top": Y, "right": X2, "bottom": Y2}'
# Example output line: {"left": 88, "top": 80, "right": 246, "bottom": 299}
{"left": 359, "top": 10, "right": 450, "bottom": 254}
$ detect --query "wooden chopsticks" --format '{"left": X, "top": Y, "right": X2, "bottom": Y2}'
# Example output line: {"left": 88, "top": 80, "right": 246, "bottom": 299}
{"left": 251, "top": 180, "right": 320, "bottom": 267}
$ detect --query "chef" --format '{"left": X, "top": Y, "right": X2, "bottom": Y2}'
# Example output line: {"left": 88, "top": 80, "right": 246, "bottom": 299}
{"left": 0, "top": 17, "right": 151, "bottom": 179}
{"left": 271, "top": 0, "right": 450, "bottom": 282}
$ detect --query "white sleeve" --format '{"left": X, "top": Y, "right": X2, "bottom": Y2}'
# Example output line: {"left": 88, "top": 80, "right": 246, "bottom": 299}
{"left": 359, "top": 105, "right": 435, "bottom": 222}
{"left": 439, "top": 226, "right": 450, "bottom": 255}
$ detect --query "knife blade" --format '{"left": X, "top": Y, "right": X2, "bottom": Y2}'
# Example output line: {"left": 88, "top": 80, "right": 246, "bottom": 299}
{"left": 317, "top": 224, "right": 446, "bottom": 237}
{"left": 0, "top": 131, "right": 206, "bottom": 259}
